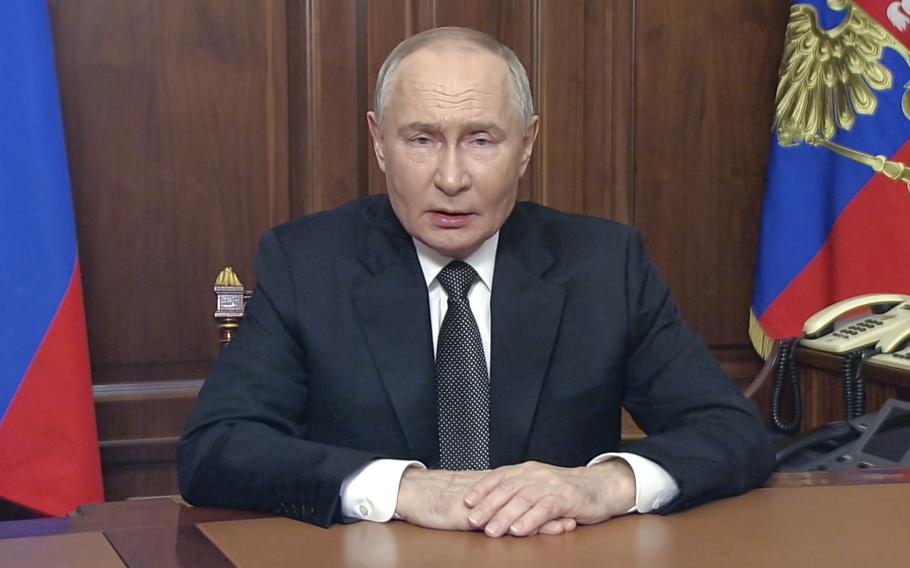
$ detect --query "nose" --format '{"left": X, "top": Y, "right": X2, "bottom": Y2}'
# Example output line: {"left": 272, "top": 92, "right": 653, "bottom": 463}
{"left": 433, "top": 144, "right": 470, "bottom": 195}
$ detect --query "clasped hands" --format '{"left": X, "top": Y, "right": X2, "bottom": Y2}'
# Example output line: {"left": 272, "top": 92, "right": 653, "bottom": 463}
{"left": 394, "top": 460, "right": 636, "bottom": 537}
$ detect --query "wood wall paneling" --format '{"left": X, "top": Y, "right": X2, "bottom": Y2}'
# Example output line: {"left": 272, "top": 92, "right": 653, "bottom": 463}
{"left": 94, "top": 380, "right": 202, "bottom": 500}
{"left": 605, "top": 0, "right": 635, "bottom": 225}
{"left": 537, "top": 1, "right": 587, "bottom": 213}
{"left": 633, "top": 0, "right": 789, "bottom": 348}
{"left": 534, "top": 0, "right": 637, "bottom": 221}
{"left": 49, "top": 0, "right": 290, "bottom": 499}
{"left": 49, "top": 0, "right": 289, "bottom": 383}
{"left": 363, "top": 0, "right": 409, "bottom": 197}
{"left": 287, "top": 0, "right": 366, "bottom": 217}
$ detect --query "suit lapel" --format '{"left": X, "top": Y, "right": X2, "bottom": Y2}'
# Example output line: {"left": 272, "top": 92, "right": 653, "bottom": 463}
{"left": 489, "top": 207, "right": 565, "bottom": 467}
{"left": 350, "top": 200, "right": 437, "bottom": 464}
{"left": 349, "top": 199, "right": 566, "bottom": 468}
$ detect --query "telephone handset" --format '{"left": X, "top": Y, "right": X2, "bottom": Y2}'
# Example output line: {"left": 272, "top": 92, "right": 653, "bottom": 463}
{"left": 800, "top": 293, "right": 910, "bottom": 353}
{"left": 867, "top": 325, "right": 910, "bottom": 371}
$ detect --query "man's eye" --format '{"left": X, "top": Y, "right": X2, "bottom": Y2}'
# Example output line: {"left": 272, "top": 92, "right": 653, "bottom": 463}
{"left": 413, "top": 136, "right": 432, "bottom": 145}
{"left": 473, "top": 137, "right": 492, "bottom": 146}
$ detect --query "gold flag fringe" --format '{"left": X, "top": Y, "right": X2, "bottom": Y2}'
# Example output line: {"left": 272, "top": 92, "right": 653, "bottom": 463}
{"left": 749, "top": 309, "right": 776, "bottom": 361}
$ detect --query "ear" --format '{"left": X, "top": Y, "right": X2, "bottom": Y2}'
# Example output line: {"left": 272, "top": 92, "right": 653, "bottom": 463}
{"left": 518, "top": 115, "right": 540, "bottom": 177}
{"left": 367, "top": 111, "right": 387, "bottom": 173}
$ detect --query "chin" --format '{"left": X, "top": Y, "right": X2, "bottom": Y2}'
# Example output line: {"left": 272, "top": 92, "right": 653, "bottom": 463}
{"left": 425, "top": 235, "right": 476, "bottom": 259}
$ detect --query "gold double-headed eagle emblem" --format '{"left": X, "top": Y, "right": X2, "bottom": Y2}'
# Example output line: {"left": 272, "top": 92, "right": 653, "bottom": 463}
{"left": 776, "top": 0, "right": 910, "bottom": 189}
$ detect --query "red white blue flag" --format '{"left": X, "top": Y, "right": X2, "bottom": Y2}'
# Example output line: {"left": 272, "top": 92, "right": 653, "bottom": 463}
{"left": 752, "top": 0, "right": 910, "bottom": 354}
{"left": 0, "top": 1, "right": 103, "bottom": 515}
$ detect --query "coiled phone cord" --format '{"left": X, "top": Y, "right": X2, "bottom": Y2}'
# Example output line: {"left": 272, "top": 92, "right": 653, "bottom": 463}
{"left": 842, "top": 350, "right": 868, "bottom": 420}
{"left": 772, "top": 338, "right": 802, "bottom": 434}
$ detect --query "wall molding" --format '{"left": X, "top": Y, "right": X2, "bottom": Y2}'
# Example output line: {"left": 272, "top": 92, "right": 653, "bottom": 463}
{"left": 93, "top": 379, "right": 205, "bottom": 401}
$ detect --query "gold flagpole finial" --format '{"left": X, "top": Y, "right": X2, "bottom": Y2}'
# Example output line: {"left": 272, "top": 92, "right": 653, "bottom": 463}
{"left": 215, "top": 266, "right": 244, "bottom": 288}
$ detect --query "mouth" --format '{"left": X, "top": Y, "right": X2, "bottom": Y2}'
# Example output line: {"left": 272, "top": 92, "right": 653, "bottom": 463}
{"left": 429, "top": 210, "right": 475, "bottom": 228}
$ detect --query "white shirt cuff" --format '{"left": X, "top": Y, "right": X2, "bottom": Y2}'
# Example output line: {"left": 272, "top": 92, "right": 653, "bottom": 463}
{"left": 587, "top": 452, "right": 679, "bottom": 513}
{"left": 339, "top": 459, "right": 426, "bottom": 521}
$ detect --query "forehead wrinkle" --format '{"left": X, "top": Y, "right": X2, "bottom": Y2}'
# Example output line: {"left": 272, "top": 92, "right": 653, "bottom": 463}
{"left": 411, "top": 84, "right": 505, "bottom": 114}
{"left": 424, "top": 102, "right": 483, "bottom": 114}
{"left": 412, "top": 90, "right": 497, "bottom": 113}
{"left": 413, "top": 85, "right": 497, "bottom": 99}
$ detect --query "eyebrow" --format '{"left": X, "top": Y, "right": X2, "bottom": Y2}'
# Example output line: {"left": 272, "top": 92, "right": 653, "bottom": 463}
{"left": 400, "top": 122, "right": 439, "bottom": 134}
{"left": 400, "top": 122, "right": 507, "bottom": 136}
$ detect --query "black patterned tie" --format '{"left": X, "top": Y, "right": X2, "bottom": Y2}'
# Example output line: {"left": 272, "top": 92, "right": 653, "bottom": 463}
{"left": 435, "top": 260, "right": 490, "bottom": 470}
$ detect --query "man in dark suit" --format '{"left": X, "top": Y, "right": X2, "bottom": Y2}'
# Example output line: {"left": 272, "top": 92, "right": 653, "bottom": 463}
{"left": 178, "top": 27, "right": 774, "bottom": 538}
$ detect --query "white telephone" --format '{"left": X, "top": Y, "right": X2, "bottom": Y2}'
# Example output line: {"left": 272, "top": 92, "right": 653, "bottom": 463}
{"left": 800, "top": 293, "right": 910, "bottom": 354}
{"left": 867, "top": 325, "right": 910, "bottom": 371}
{"left": 772, "top": 293, "right": 910, "bottom": 433}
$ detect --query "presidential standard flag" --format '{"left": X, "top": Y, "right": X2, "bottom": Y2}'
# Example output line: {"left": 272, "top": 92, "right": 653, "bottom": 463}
{"left": 0, "top": 1, "right": 104, "bottom": 515}
{"left": 751, "top": 0, "right": 910, "bottom": 356}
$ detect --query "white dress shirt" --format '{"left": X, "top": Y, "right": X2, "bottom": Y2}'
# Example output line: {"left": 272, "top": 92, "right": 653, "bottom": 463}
{"left": 340, "top": 233, "right": 679, "bottom": 521}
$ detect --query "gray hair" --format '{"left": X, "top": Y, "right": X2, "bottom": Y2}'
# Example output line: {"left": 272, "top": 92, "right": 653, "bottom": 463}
{"left": 373, "top": 27, "right": 535, "bottom": 128}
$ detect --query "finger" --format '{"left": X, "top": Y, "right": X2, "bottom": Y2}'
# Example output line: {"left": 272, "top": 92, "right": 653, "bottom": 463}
{"left": 483, "top": 489, "right": 553, "bottom": 537}
{"left": 503, "top": 495, "right": 567, "bottom": 537}
{"left": 534, "top": 519, "right": 563, "bottom": 536}
{"left": 464, "top": 469, "right": 509, "bottom": 507}
{"left": 536, "top": 517, "right": 577, "bottom": 536}
{"left": 465, "top": 461, "right": 550, "bottom": 507}
{"left": 467, "top": 477, "right": 530, "bottom": 530}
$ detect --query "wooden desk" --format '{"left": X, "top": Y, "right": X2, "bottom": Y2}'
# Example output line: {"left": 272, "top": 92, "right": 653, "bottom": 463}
{"left": 1, "top": 471, "right": 909, "bottom": 567}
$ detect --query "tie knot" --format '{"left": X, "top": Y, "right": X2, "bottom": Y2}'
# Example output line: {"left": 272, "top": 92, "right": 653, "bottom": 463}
{"left": 437, "top": 261, "right": 479, "bottom": 299}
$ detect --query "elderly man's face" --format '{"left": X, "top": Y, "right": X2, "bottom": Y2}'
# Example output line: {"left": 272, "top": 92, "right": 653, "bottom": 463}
{"left": 368, "top": 45, "right": 538, "bottom": 259}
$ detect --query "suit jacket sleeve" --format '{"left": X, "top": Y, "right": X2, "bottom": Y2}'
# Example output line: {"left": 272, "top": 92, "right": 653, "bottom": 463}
{"left": 619, "top": 229, "right": 775, "bottom": 512}
{"left": 177, "top": 229, "right": 378, "bottom": 527}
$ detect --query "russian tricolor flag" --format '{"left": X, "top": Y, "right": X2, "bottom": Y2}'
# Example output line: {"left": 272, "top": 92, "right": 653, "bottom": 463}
{"left": 0, "top": 1, "right": 103, "bottom": 515}
{"left": 753, "top": 0, "right": 910, "bottom": 352}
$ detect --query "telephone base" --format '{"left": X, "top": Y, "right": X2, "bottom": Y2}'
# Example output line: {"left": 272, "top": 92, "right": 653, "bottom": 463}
{"left": 775, "top": 399, "right": 910, "bottom": 472}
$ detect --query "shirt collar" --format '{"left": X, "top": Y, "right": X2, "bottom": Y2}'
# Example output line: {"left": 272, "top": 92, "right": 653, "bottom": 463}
{"left": 413, "top": 232, "right": 499, "bottom": 292}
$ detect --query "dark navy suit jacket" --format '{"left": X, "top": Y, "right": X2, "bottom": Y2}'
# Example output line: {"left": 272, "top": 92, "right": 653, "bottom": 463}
{"left": 177, "top": 195, "right": 774, "bottom": 527}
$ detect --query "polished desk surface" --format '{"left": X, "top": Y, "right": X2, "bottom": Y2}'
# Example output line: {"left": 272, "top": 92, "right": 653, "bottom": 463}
{"left": 2, "top": 470, "right": 909, "bottom": 568}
